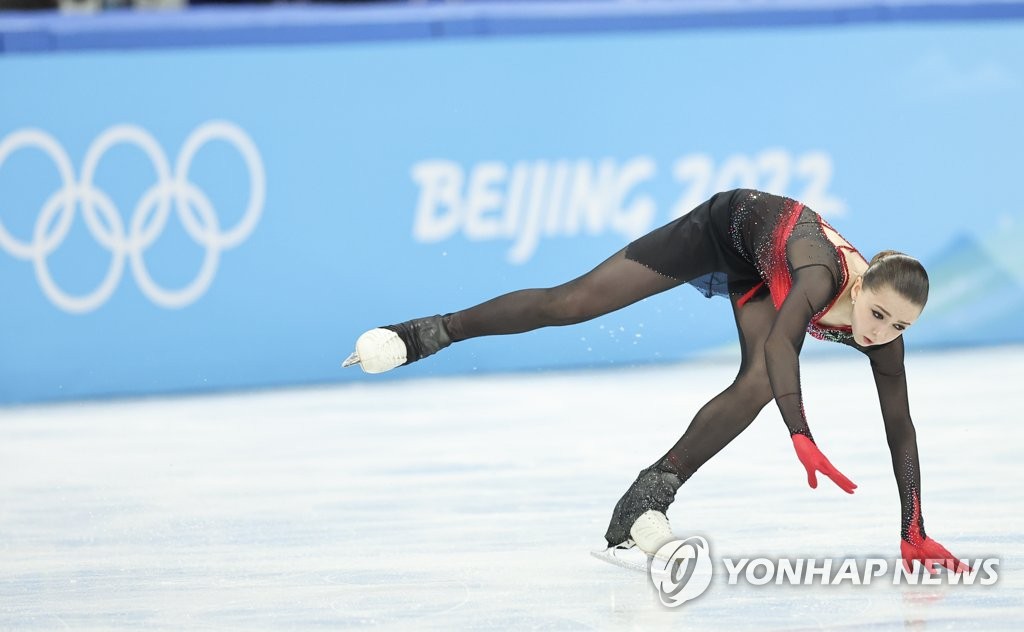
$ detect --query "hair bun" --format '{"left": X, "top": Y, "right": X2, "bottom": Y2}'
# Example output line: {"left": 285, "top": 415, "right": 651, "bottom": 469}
{"left": 868, "top": 250, "right": 906, "bottom": 267}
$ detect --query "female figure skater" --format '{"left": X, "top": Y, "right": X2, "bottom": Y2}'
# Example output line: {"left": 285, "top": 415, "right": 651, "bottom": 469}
{"left": 344, "top": 188, "right": 968, "bottom": 573}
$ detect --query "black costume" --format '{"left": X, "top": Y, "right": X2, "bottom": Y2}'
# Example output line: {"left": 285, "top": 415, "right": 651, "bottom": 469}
{"left": 401, "top": 190, "right": 930, "bottom": 551}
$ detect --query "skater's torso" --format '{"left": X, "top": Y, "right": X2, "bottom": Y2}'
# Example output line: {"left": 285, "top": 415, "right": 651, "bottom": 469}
{"left": 728, "top": 189, "right": 868, "bottom": 344}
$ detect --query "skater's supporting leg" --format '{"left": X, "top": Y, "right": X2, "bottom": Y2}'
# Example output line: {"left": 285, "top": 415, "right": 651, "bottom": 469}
{"left": 657, "top": 292, "right": 779, "bottom": 476}
{"left": 604, "top": 291, "right": 779, "bottom": 546}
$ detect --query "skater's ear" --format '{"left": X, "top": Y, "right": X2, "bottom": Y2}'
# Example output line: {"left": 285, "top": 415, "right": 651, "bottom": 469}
{"left": 850, "top": 275, "right": 864, "bottom": 302}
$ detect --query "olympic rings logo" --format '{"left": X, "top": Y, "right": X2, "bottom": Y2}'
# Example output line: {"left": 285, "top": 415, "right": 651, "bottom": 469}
{"left": 0, "top": 121, "right": 265, "bottom": 313}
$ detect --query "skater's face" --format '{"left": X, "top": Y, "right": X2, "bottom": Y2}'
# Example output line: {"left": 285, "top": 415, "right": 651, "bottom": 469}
{"left": 849, "top": 280, "right": 922, "bottom": 347}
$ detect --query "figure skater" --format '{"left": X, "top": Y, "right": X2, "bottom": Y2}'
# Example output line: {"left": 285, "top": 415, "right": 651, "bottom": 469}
{"left": 343, "top": 188, "right": 968, "bottom": 573}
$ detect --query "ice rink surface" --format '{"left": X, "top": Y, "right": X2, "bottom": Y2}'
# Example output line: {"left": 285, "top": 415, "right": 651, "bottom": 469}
{"left": 1, "top": 346, "right": 1022, "bottom": 630}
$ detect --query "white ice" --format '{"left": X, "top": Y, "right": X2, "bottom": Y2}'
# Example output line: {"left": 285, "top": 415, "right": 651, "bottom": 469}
{"left": 1, "top": 346, "right": 1022, "bottom": 630}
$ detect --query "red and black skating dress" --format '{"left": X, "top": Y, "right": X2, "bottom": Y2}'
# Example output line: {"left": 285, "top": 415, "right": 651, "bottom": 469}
{"left": 620, "top": 189, "right": 928, "bottom": 548}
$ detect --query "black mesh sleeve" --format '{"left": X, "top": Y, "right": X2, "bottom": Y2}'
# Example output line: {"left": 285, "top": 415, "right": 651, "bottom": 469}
{"left": 857, "top": 336, "right": 926, "bottom": 541}
{"left": 763, "top": 264, "right": 839, "bottom": 441}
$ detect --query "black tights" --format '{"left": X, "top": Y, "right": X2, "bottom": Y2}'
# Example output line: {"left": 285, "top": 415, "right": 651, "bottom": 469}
{"left": 601, "top": 281, "right": 779, "bottom": 544}
{"left": 443, "top": 248, "right": 779, "bottom": 545}
{"left": 445, "top": 249, "right": 682, "bottom": 341}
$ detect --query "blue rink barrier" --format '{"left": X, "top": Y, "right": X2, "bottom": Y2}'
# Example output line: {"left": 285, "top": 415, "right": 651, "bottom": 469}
{"left": 1, "top": 3, "right": 1024, "bottom": 403}
{"left": 5, "top": 1, "right": 1024, "bottom": 53}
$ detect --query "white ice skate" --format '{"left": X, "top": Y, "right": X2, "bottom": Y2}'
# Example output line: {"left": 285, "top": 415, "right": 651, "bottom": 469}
{"left": 343, "top": 315, "right": 452, "bottom": 374}
{"left": 591, "top": 510, "right": 676, "bottom": 573}
{"left": 629, "top": 510, "right": 675, "bottom": 554}
{"left": 342, "top": 328, "right": 407, "bottom": 374}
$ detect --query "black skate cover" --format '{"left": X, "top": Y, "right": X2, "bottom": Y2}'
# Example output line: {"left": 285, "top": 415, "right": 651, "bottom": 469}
{"left": 384, "top": 315, "right": 452, "bottom": 365}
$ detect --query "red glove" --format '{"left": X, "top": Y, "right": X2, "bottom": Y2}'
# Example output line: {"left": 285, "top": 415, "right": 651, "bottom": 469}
{"left": 791, "top": 434, "right": 857, "bottom": 494}
{"left": 900, "top": 536, "right": 972, "bottom": 574}
{"left": 900, "top": 495, "right": 971, "bottom": 574}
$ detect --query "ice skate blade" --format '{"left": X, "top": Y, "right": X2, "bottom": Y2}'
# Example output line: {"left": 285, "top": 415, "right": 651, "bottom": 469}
{"left": 590, "top": 542, "right": 651, "bottom": 574}
{"left": 342, "top": 352, "right": 360, "bottom": 368}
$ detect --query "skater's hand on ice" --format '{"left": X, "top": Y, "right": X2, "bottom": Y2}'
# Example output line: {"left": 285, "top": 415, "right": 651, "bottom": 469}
{"left": 790, "top": 434, "right": 857, "bottom": 494}
{"left": 900, "top": 535, "right": 972, "bottom": 574}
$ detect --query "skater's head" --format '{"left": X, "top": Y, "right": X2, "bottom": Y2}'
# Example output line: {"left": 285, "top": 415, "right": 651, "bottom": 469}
{"left": 849, "top": 251, "right": 929, "bottom": 347}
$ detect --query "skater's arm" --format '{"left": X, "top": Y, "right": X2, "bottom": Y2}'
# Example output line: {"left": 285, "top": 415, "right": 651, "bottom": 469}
{"left": 763, "top": 264, "right": 836, "bottom": 441}
{"left": 860, "top": 340, "right": 970, "bottom": 571}
{"left": 765, "top": 264, "right": 857, "bottom": 493}
{"left": 862, "top": 339, "right": 922, "bottom": 537}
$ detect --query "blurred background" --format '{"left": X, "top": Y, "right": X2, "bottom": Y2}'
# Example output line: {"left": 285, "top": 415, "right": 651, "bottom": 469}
{"left": 2, "top": 1, "right": 1023, "bottom": 404}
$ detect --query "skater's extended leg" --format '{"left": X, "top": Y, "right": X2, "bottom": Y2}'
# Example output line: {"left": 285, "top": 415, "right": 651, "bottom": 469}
{"left": 445, "top": 248, "right": 683, "bottom": 341}
{"left": 347, "top": 248, "right": 685, "bottom": 372}
{"left": 604, "top": 290, "right": 779, "bottom": 547}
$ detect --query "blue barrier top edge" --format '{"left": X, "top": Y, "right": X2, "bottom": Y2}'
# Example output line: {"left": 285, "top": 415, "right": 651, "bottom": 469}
{"left": 2, "top": 1, "right": 1024, "bottom": 54}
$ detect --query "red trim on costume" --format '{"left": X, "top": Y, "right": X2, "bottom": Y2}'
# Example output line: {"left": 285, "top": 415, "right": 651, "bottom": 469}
{"left": 906, "top": 494, "right": 924, "bottom": 545}
{"left": 738, "top": 204, "right": 870, "bottom": 339}
{"left": 764, "top": 200, "right": 805, "bottom": 310}
{"left": 736, "top": 282, "right": 765, "bottom": 308}
{"left": 809, "top": 215, "right": 867, "bottom": 332}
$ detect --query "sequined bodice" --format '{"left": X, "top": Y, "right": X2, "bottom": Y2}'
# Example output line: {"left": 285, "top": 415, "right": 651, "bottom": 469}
{"left": 728, "top": 189, "right": 858, "bottom": 344}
